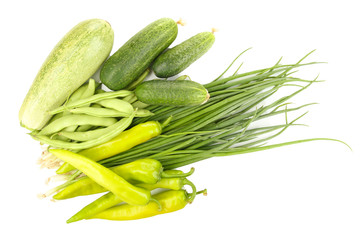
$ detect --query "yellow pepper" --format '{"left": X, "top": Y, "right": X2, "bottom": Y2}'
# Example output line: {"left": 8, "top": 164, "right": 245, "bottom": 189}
{"left": 89, "top": 189, "right": 206, "bottom": 221}
{"left": 56, "top": 121, "right": 162, "bottom": 174}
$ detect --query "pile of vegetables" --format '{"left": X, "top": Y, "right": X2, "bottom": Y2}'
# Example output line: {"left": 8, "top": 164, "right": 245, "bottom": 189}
{"left": 19, "top": 17, "right": 348, "bottom": 223}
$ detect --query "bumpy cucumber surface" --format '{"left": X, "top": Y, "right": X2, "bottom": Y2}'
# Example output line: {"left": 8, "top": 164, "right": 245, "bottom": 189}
{"left": 19, "top": 19, "right": 114, "bottom": 130}
{"left": 135, "top": 80, "right": 209, "bottom": 106}
{"left": 100, "top": 18, "right": 178, "bottom": 90}
{"left": 152, "top": 32, "right": 215, "bottom": 78}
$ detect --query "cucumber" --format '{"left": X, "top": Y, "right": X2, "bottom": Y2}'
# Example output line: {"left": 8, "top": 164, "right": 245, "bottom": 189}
{"left": 152, "top": 31, "right": 215, "bottom": 78}
{"left": 135, "top": 80, "right": 209, "bottom": 106}
{"left": 19, "top": 19, "right": 114, "bottom": 130}
{"left": 100, "top": 18, "right": 178, "bottom": 90}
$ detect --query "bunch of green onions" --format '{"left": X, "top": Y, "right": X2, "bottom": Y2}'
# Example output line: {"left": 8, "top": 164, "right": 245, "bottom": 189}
{"left": 97, "top": 50, "right": 348, "bottom": 170}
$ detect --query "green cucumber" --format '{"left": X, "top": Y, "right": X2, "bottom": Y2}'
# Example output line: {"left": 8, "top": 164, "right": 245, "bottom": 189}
{"left": 135, "top": 80, "right": 209, "bottom": 106}
{"left": 152, "top": 31, "right": 215, "bottom": 78}
{"left": 100, "top": 18, "right": 178, "bottom": 90}
{"left": 19, "top": 19, "right": 114, "bottom": 130}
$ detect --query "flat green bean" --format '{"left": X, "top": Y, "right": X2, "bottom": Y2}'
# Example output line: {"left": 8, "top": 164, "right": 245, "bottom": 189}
{"left": 80, "top": 79, "right": 97, "bottom": 99}
{"left": 132, "top": 101, "right": 149, "bottom": 109}
{"left": 123, "top": 93, "right": 137, "bottom": 104}
{"left": 49, "top": 90, "right": 132, "bottom": 115}
{"left": 38, "top": 115, "right": 117, "bottom": 136}
{"left": 33, "top": 113, "right": 135, "bottom": 150}
{"left": 76, "top": 124, "right": 93, "bottom": 132}
{"left": 61, "top": 79, "right": 97, "bottom": 135}
{"left": 59, "top": 118, "right": 128, "bottom": 141}
{"left": 97, "top": 99, "right": 134, "bottom": 115}
{"left": 67, "top": 82, "right": 90, "bottom": 103}
{"left": 135, "top": 109, "right": 154, "bottom": 117}
{"left": 69, "top": 107, "right": 132, "bottom": 118}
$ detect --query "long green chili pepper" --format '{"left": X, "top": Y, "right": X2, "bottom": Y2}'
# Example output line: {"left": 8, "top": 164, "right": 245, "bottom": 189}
{"left": 53, "top": 159, "right": 163, "bottom": 200}
{"left": 49, "top": 149, "right": 154, "bottom": 206}
{"left": 56, "top": 121, "right": 162, "bottom": 174}
{"left": 54, "top": 161, "right": 194, "bottom": 200}
{"left": 66, "top": 176, "right": 196, "bottom": 223}
{"left": 89, "top": 188, "right": 206, "bottom": 221}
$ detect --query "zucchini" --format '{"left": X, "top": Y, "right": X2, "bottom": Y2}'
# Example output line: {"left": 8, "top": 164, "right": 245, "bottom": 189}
{"left": 152, "top": 31, "right": 215, "bottom": 78}
{"left": 19, "top": 19, "right": 114, "bottom": 130}
{"left": 100, "top": 18, "right": 178, "bottom": 90}
{"left": 135, "top": 80, "right": 209, "bottom": 106}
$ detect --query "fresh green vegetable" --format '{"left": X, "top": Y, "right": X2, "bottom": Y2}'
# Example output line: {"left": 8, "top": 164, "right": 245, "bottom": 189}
{"left": 49, "top": 90, "right": 132, "bottom": 115}
{"left": 53, "top": 159, "right": 163, "bottom": 200}
{"left": 37, "top": 115, "right": 117, "bottom": 136}
{"left": 56, "top": 121, "right": 162, "bottom": 174}
{"left": 53, "top": 167, "right": 195, "bottom": 200}
{"left": 153, "top": 31, "right": 215, "bottom": 78}
{"left": 33, "top": 113, "right": 135, "bottom": 151}
{"left": 49, "top": 149, "right": 153, "bottom": 206}
{"left": 19, "top": 19, "right": 114, "bottom": 130}
{"left": 96, "top": 51, "right": 349, "bottom": 171}
{"left": 135, "top": 80, "right": 210, "bottom": 106}
{"left": 100, "top": 18, "right": 178, "bottom": 90}
{"left": 66, "top": 171, "right": 196, "bottom": 223}
{"left": 90, "top": 189, "right": 206, "bottom": 221}
{"left": 96, "top": 99, "right": 134, "bottom": 115}
{"left": 48, "top": 80, "right": 96, "bottom": 141}
{"left": 68, "top": 107, "right": 133, "bottom": 118}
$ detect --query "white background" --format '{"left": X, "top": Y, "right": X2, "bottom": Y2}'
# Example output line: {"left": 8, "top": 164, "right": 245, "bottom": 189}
{"left": 1, "top": 0, "right": 362, "bottom": 239}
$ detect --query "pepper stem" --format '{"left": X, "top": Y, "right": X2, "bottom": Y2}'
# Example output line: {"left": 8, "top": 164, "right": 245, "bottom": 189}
{"left": 149, "top": 198, "right": 162, "bottom": 211}
{"left": 196, "top": 189, "right": 208, "bottom": 196}
{"left": 161, "top": 115, "right": 173, "bottom": 129}
{"left": 160, "top": 167, "right": 195, "bottom": 178}
{"left": 183, "top": 179, "right": 197, "bottom": 203}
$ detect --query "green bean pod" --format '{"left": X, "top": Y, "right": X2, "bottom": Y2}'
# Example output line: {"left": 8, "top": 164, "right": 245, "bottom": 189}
{"left": 69, "top": 107, "right": 133, "bottom": 118}
{"left": 33, "top": 113, "right": 134, "bottom": 150}
{"left": 48, "top": 81, "right": 94, "bottom": 141}
{"left": 134, "top": 109, "right": 154, "bottom": 117}
{"left": 122, "top": 94, "right": 138, "bottom": 104}
{"left": 97, "top": 98, "right": 134, "bottom": 115}
{"left": 49, "top": 90, "right": 132, "bottom": 115}
{"left": 132, "top": 101, "right": 149, "bottom": 109}
{"left": 38, "top": 115, "right": 117, "bottom": 136}
{"left": 59, "top": 119, "right": 129, "bottom": 141}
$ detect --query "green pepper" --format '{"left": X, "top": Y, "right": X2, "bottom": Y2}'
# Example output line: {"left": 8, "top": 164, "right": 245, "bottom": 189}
{"left": 54, "top": 159, "right": 162, "bottom": 200}
{"left": 89, "top": 189, "right": 207, "bottom": 221}
{"left": 56, "top": 121, "right": 162, "bottom": 174}
{"left": 50, "top": 149, "right": 152, "bottom": 206}
{"left": 66, "top": 177, "right": 196, "bottom": 223}
{"left": 53, "top": 164, "right": 194, "bottom": 200}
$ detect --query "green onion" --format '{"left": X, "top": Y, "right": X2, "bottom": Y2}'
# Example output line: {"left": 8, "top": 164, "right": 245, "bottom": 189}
{"left": 96, "top": 50, "right": 349, "bottom": 170}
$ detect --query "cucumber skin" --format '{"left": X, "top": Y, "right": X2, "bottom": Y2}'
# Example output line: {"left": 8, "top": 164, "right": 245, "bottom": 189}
{"left": 152, "top": 32, "right": 215, "bottom": 78}
{"left": 135, "top": 80, "right": 209, "bottom": 106}
{"left": 100, "top": 18, "right": 178, "bottom": 91}
{"left": 19, "top": 19, "right": 114, "bottom": 130}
